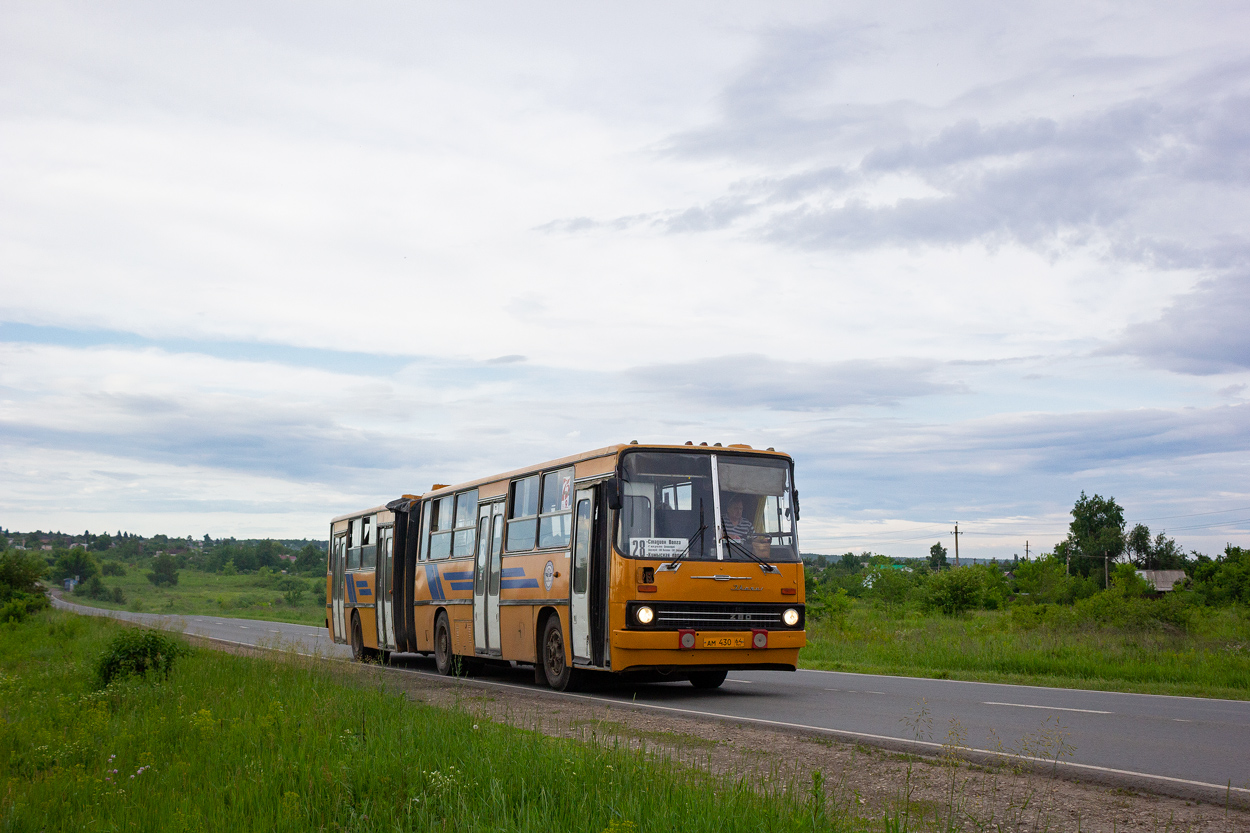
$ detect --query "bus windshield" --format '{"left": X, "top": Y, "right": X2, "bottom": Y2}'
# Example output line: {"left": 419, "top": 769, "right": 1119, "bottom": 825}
{"left": 617, "top": 450, "right": 798, "bottom": 562}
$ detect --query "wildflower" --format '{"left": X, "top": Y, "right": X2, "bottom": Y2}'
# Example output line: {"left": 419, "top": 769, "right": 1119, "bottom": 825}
{"left": 472, "top": 724, "right": 479, "bottom": 730}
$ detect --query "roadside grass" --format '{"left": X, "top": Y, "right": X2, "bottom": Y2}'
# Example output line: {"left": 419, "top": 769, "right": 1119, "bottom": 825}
{"left": 0, "top": 610, "right": 866, "bottom": 832}
{"left": 800, "top": 601, "right": 1250, "bottom": 700}
{"left": 69, "top": 567, "right": 326, "bottom": 627}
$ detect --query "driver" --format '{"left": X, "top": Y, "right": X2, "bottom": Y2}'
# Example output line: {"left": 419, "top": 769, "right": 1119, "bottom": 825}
{"left": 723, "top": 496, "right": 755, "bottom": 542}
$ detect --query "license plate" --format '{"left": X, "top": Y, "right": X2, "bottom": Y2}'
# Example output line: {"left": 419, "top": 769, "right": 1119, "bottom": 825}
{"left": 701, "top": 635, "right": 746, "bottom": 649}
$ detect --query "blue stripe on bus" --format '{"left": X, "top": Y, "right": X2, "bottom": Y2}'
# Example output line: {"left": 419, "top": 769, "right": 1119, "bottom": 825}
{"left": 500, "top": 567, "right": 527, "bottom": 577}
{"left": 346, "top": 572, "right": 357, "bottom": 604}
{"left": 448, "top": 581, "right": 474, "bottom": 591}
{"left": 443, "top": 570, "right": 474, "bottom": 580}
{"left": 425, "top": 564, "right": 445, "bottom": 601}
{"left": 500, "top": 578, "right": 540, "bottom": 589}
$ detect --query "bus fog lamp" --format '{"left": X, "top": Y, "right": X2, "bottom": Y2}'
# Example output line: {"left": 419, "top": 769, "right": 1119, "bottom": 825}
{"left": 636, "top": 606, "right": 654, "bottom": 625}
{"left": 783, "top": 608, "right": 800, "bottom": 626}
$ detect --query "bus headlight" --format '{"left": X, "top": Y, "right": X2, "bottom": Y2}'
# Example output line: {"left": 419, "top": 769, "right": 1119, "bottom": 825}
{"left": 783, "top": 608, "right": 800, "bottom": 627}
{"left": 636, "top": 606, "right": 654, "bottom": 625}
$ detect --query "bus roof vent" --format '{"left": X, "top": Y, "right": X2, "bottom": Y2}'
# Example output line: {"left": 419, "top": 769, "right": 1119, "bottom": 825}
{"left": 699, "top": 441, "right": 708, "bottom": 446}
{"left": 728, "top": 443, "right": 752, "bottom": 449}
{"left": 713, "top": 442, "right": 722, "bottom": 447}
{"left": 684, "top": 440, "right": 693, "bottom": 445}
{"left": 629, "top": 439, "right": 639, "bottom": 444}
{"left": 767, "top": 447, "right": 775, "bottom": 452}
{"left": 432, "top": 483, "right": 451, "bottom": 490}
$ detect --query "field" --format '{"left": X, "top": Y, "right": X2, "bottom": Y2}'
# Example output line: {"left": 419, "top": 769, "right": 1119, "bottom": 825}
{"left": 0, "top": 608, "right": 864, "bottom": 832}
{"left": 71, "top": 567, "right": 326, "bottom": 627}
{"left": 803, "top": 601, "right": 1250, "bottom": 700}
{"left": 71, "top": 567, "right": 1250, "bottom": 699}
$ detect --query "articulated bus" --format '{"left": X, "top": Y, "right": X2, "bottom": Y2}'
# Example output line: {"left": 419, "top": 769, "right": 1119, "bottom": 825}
{"left": 326, "top": 442, "right": 805, "bottom": 690}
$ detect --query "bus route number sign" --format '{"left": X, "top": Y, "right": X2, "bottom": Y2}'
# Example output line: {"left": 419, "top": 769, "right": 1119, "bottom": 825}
{"left": 629, "top": 538, "right": 688, "bottom": 559}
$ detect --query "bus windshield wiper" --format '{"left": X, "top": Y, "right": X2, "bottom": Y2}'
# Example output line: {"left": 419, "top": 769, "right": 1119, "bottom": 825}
{"left": 664, "top": 522, "right": 707, "bottom": 569}
{"left": 721, "top": 535, "right": 781, "bottom": 574}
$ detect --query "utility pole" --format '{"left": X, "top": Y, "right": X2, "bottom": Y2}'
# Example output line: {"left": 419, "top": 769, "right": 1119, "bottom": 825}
{"left": 1024, "top": 541, "right": 1030, "bottom": 561}
{"left": 951, "top": 523, "right": 961, "bottom": 567}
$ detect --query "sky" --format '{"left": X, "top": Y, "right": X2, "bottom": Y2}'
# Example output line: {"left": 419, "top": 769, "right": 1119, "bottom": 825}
{"left": 2, "top": 1, "right": 1248, "bottom": 558}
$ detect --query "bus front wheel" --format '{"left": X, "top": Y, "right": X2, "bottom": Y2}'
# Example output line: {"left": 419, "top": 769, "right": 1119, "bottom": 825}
{"left": 540, "top": 615, "right": 580, "bottom": 691}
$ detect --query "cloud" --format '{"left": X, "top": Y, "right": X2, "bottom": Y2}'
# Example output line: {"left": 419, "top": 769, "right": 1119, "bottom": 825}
{"left": 624, "top": 354, "right": 963, "bottom": 410}
{"left": 1112, "top": 273, "right": 1250, "bottom": 374}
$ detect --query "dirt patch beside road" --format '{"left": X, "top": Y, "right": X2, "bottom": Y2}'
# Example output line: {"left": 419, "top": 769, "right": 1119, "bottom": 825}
{"left": 193, "top": 635, "right": 1250, "bottom": 832}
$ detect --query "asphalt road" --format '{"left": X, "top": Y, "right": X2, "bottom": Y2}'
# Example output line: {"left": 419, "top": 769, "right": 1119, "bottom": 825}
{"left": 54, "top": 596, "right": 1250, "bottom": 800}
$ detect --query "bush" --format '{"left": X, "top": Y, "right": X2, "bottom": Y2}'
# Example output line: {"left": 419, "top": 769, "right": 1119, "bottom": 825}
{"left": 147, "top": 553, "right": 179, "bottom": 586}
{"left": 922, "top": 567, "right": 984, "bottom": 615}
{"left": 101, "top": 560, "right": 126, "bottom": 576}
{"left": 312, "top": 578, "right": 326, "bottom": 606}
{"left": 0, "top": 592, "right": 48, "bottom": 624}
{"left": 276, "top": 575, "right": 305, "bottom": 605}
{"left": 94, "top": 628, "right": 189, "bottom": 687}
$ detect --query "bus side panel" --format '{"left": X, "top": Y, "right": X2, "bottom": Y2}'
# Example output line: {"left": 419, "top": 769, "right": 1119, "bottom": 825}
{"left": 452, "top": 614, "right": 473, "bottom": 655}
{"left": 500, "top": 606, "right": 536, "bottom": 662}
{"left": 359, "top": 601, "right": 379, "bottom": 650}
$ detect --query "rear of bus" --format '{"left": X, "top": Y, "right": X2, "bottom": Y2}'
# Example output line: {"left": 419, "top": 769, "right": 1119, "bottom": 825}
{"left": 609, "top": 445, "right": 805, "bottom": 683}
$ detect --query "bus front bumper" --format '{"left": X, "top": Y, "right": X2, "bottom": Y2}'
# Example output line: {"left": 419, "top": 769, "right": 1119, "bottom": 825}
{"left": 612, "top": 629, "right": 806, "bottom": 650}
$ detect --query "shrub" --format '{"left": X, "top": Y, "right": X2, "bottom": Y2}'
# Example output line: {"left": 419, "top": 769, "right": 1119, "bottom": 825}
{"left": 0, "top": 550, "right": 47, "bottom": 602}
{"left": 147, "top": 553, "right": 179, "bottom": 587}
{"left": 312, "top": 579, "right": 326, "bottom": 606}
{"left": 923, "top": 567, "right": 984, "bottom": 615}
{"left": 1, "top": 593, "right": 48, "bottom": 624}
{"left": 101, "top": 560, "right": 126, "bottom": 576}
{"left": 95, "top": 628, "right": 189, "bottom": 687}
{"left": 276, "top": 576, "right": 305, "bottom": 605}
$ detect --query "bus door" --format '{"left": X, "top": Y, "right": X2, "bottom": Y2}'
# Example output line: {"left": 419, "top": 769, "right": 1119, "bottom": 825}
{"left": 375, "top": 525, "right": 395, "bottom": 650}
{"left": 487, "top": 503, "right": 504, "bottom": 653}
{"left": 473, "top": 502, "right": 492, "bottom": 653}
{"left": 331, "top": 532, "right": 347, "bottom": 642}
{"left": 570, "top": 488, "right": 595, "bottom": 664}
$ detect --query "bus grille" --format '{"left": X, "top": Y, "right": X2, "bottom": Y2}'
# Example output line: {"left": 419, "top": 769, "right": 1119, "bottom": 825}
{"left": 626, "top": 601, "right": 804, "bottom": 630}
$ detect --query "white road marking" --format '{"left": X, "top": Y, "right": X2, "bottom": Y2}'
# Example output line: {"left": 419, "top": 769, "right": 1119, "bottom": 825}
{"left": 239, "top": 625, "right": 248, "bottom": 629}
{"left": 983, "top": 701, "right": 1112, "bottom": 714}
{"left": 727, "top": 679, "right": 754, "bottom": 683}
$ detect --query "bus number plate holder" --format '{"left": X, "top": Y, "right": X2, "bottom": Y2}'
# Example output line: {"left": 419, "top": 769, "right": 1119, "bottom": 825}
{"left": 701, "top": 635, "right": 746, "bottom": 649}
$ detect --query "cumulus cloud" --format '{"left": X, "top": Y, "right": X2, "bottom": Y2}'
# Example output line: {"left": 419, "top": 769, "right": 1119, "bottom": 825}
{"left": 1113, "top": 272, "right": 1250, "bottom": 373}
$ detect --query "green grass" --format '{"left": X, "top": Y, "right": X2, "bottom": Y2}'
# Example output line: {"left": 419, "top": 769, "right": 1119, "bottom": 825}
{"left": 800, "top": 601, "right": 1250, "bottom": 699}
{"left": 69, "top": 567, "right": 326, "bottom": 626}
{"left": 0, "top": 610, "right": 865, "bottom": 832}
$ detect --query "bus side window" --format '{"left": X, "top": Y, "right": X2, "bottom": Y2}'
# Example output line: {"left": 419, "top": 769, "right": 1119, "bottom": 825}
{"left": 573, "top": 498, "right": 592, "bottom": 594}
{"left": 506, "top": 475, "right": 540, "bottom": 551}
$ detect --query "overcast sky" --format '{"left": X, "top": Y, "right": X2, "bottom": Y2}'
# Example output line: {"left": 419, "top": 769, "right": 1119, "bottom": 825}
{"left": 2, "top": 1, "right": 1248, "bottom": 557}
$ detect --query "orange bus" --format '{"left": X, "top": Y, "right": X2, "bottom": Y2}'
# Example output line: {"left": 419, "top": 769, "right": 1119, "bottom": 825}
{"left": 326, "top": 442, "right": 805, "bottom": 690}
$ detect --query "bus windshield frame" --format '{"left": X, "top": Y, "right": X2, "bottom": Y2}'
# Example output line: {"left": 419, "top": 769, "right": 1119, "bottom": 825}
{"left": 616, "top": 449, "right": 799, "bottom": 563}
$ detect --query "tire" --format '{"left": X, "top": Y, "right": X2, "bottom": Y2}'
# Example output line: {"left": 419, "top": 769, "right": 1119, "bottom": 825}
{"left": 350, "top": 613, "right": 364, "bottom": 662}
{"left": 688, "top": 669, "right": 728, "bottom": 689}
{"left": 434, "top": 612, "right": 455, "bottom": 676}
{"left": 540, "top": 614, "right": 580, "bottom": 691}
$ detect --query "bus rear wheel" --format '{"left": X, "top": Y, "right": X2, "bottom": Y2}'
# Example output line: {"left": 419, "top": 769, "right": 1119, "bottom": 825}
{"left": 688, "top": 669, "right": 727, "bottom": 689}
{"left": 434, "top": 612, "right": 455, "bottom": 676}
{"left": 350, "top": 612, "right": 364, "bottom": 662}
{"left": 540, "top": 615, "right": 581, "bottom": 691}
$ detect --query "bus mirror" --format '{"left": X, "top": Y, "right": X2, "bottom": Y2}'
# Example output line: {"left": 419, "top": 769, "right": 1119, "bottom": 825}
{"left": 793, "top": 489, "right": 800, "bottom": 521}
{"left": 604, "top": 478, "right": 622, "bottom": 510}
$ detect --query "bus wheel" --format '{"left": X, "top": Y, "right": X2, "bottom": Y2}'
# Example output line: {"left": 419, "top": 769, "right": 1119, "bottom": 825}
{"left": 688, "top": 669, "right": 727, "bottom": 689}
{"left": 434, "top": 612, "right": 454, "bottom": 676}
{"left": 540, "top": 615, "right": 580, "bottom": 691}
{"left": 350, "top": 612, "right": 364, "bottom": 662}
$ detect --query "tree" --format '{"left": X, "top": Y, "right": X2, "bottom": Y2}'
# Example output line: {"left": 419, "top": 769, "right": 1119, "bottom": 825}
{"left": 928, "top": 542, "right": 948, "bottom": 570}
{"left": 147, "top": 553, "right": 179, "bottom": 587}
{"left": 1126, "top": 523, "right": 1184, "bottom": 570}
{"left": 923, "top": 567, "right": 983, "bottom": 615}
{"left": 295, "top": 543, "right": 323, "bottom": 574}
{"left": 1065, "top": 491, "right": 1125, "bottom": 586}
{"left": 52, "top": 549, "right": 101, "bottom": 584}
{"left": 0, "top": 549, "right": 47, "bottom": 600}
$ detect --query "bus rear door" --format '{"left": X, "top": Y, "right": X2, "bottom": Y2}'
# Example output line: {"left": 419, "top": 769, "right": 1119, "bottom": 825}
{"left": 375, "top": 524, "right": 396, "bottom": 651}
{"left": 570, "top": 488, "right": 594, "bottom": 663}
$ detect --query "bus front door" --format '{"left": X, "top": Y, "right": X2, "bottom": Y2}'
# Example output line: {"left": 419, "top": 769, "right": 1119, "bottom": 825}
{"left": 375, "top": 525, "right": 395, "bottom": 651}
{"left": 331, "top": 533, "right": 347, "bottom": 642}
{"left": 487, "top": 503, "right": 504, "bottom": 653}
{"left": 570, "top": 489, "right": 594, "bottom": 664}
